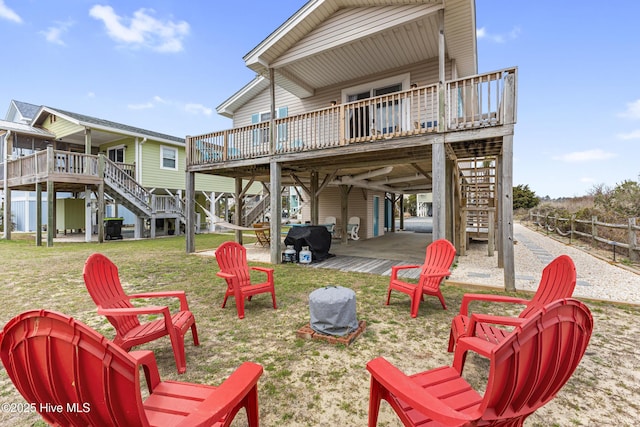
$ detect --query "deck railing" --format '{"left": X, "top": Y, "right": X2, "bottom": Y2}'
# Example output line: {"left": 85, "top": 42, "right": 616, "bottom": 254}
{"left": 103, "top": 157, "right": 151, "bottom": 210}
{"left": 4, "top": 148, "right": 99, "bottom": 184}
{"left": 188, "top": 67, "right": 517, "bottom": 166}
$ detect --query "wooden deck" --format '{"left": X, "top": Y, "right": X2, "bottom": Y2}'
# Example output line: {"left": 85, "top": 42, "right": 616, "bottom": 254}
{"left": 303, "top": 254, "right": 422, "bottom": 279}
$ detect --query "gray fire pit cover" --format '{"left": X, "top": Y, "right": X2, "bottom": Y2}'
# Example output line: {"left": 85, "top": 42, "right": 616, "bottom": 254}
{"left": 309, "top": 286, "right": 358, "bottom": 336}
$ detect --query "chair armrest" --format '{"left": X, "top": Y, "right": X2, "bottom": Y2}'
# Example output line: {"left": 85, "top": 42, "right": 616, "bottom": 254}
{"left": 366, "top": 357, "right": 476, "bottom": 425}
{"left": 390, "top": 264, "right": 421, "bottom": 280}
{"left": 175, "top": 362, "right": 264, "bottom": 427}
{"left": 130, "top": 350, "right": 161, "bottom": 393}
{"left": 129, "top": 291, "right": 190, "bottom": 311}
{"left": 216, "top": 271, "right": 236, "bottom": 280}
{"left": 250, "top": 266, "right": 275, "bottom": 282}
{"left": 250, "top": 266, "right": 274, "bottom": 274}
{"left": 421, "top": 269, "right": 452, "bottom": 278}
{"left": 459, "top": 293, "right": 531, "bottom": 317}
{"left": 97, "top": 305, "right": 169, "bottom": 317}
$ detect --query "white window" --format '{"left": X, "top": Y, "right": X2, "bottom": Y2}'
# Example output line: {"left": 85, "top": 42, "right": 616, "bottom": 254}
{"left": 342, "top": 73, "right": 411, "bottom": 137}
{"left": 160, "top": 146, "right": 178, "bottom": 170}
{"left": 251, "top": 107, "right": 288, "bottom": 145}
{"left": 107, "top": 146, "right": 125, "bottom": 163}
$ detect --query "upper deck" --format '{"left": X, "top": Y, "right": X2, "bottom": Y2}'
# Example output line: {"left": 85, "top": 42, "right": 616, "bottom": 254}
{"left": 186, "top": 68, "right": 517, "bottom": 180}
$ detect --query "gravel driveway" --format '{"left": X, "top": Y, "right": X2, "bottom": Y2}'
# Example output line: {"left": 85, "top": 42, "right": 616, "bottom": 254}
{"left": 448, "top": 222, "right": 640, "bottom": 304}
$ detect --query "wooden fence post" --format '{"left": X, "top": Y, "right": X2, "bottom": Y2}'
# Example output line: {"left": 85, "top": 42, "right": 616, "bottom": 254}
{"left": 591, "top": 216, "right": 597, "bottom": 247}
{"left": 629, "top": 218, "right": 639, "bottom": 262}
{"left": 570, "top": 214, "right": 575, "bottom": 245}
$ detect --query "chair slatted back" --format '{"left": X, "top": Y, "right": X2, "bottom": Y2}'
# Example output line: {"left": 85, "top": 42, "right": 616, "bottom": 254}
{"left": 419, "top": 239, "right": 456, "bottom": 291}
{"left": 481, "top": 298, "right": 593, "bottom": 423}
{"left": 215, "top": 241, "right": 251, "bottom": 287}
{"left": 521, "top": 255, "right": 576, "bottom": 318}
{"left": 0, "top": 310, "right": 148, "bottom": 427}
{"left": 83, "top": 253, "right": 140, "bottom": 335}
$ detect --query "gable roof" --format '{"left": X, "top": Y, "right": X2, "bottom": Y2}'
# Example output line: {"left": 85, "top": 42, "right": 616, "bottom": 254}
{"left": 11, "top": 100, "right": 40, "bottom": 121}
{"left": 31, "top": 106, "right": 184, "bottom": 146}
{"left": 219, "top": 0, "right": 476, "bottom": 116}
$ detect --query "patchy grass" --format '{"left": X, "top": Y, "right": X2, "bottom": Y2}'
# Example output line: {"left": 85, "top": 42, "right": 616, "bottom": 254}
{"left": 0, "top": 233, "right": 639, "bottom": 426}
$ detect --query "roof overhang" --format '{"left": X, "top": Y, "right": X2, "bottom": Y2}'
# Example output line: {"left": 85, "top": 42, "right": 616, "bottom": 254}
{"left": 222, "top": 0, "right": 476, "bottom": 116}
{"left": 31, "top": 107, "right": 184, "bottom": 147}
{"left": 0, "top": 119, "right": 56, "bottom": 139}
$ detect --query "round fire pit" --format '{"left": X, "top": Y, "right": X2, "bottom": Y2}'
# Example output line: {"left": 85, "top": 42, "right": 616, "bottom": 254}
{"left": 309, "top": 286, "right": 359, "bottom": 336}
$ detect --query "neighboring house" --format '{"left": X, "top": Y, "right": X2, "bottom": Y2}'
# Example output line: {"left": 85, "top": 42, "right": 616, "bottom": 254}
{"left": 0, "top": 100, "right": 258, "bottom": 245}
{"left": 184, "top": 0, "right": 518, "bottom": 288}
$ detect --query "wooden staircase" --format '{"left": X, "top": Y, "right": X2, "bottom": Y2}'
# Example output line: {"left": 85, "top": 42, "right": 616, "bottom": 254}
{"left": 458, "top": 157, "right": 496, "bottom": 242}
{"left": 102, "top": 157, "right": 184, "bottom": 228}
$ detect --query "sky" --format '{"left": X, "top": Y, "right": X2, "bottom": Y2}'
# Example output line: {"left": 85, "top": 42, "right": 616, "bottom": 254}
{"left": 1, "top": 0, "right": 639, "bottom": 199}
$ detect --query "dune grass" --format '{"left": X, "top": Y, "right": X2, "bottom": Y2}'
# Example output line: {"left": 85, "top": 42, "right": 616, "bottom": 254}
{"left": 0, "top": 233, "right": 639, "bottom": 426}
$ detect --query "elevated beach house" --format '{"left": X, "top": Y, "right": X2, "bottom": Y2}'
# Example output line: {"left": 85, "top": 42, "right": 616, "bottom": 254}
{"left": 184, "top": 0, "right": 518, "bottom": 288}
{"left": 0, "top": 100, "right": 255, "bottom": 245}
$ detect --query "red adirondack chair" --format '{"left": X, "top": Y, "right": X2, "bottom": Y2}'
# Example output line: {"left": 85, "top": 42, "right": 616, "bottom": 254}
{"left": 214, "top": 241, "right": 277, "bottom": 319}
{"left": 83, "top": 253, "right": 199, "bottom": 374}
{"left": 0, "top": 309, "right": 262, "bottom": 427}
{"left": 447, "top": 254, "right": 576, "bottom": 370}
{"left": 386, "top": 238, "right": 456, "bottom": 317}
{"left": 367, "top": 298, "right": 593, "bottom": 427}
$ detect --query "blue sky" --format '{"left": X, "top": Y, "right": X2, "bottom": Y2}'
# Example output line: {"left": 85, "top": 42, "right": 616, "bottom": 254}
{"left": 1, "top": 1, "right": 638, "bottom": 199}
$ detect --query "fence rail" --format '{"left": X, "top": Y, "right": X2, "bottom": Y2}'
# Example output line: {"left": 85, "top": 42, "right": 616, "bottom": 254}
{"left": 529, "top": 211, "right": 640, "bottom": 262}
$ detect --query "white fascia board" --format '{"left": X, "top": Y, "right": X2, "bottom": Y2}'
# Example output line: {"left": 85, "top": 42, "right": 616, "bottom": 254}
{"left": 243, "top": 0, "right": 324, "bottom": 68}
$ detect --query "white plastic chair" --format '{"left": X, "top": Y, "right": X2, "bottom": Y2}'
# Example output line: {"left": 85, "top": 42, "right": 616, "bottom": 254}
{"left": 347, "top": 217, "right": 360, "bottom": 240}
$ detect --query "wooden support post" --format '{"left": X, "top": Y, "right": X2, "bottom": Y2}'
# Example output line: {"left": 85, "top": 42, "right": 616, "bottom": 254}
{"left": 47, "top": 180, "right": 54, "bottom": 247}
{"left": 432, "top": 141, "right": 446, "bottom": 240}
{"left": 185, "top": 169, "right": 196, "bottom": 252}
{"left": 2, "top": 132, "right": 10, "bottom": 241}
{"left": 496, "top": 157, "right": 503, "bottom": 267}
{"left": 445, "top": 156, "right": 454, "bottom": 242}
{"left": 340, "top": 185, "right": 349, "bottom": 244}
{"left": 84, "top": 186, "right": 92, "bottom": 242}
{"left": 487, "top": 209, "right": 495, "bottom": 256}
{"left": 500, "top": 135, "right": 515, "bottom": 291}
{"left": 270, "top": 159, "right": 282, "bottom": 264}
{"left": 390, "top": 193, "right": 396, "bottom": 232}
{"left": 35, "top": 183, "right": 42, "bottom": 246}
{"left": 459, "top": 208, "right": 467, "bottom": 256}
{"left": 235, "top": 177, "right": 243, "bottom": 244}
{"left": 46, "top": 146, "right": 55, "bottom": 247}
{"left": 570, "top": 214, "right": 575, "bottom": 245}
{"left": 399, "top": 195, "right": 404, "bottom": 230}
{"left": 97, "top": 155, "right": 105, "bottom": 243}
{"left": 629, "top": 218, "right": 639, "bottom": 262}
{"left": 310, "top": 170, "right": 319, "bottom": 225}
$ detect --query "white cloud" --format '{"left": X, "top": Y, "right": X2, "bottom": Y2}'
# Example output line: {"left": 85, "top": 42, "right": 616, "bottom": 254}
{"left": 580, "top": 177, "right": 596, "bottom": 183}
{"left": 184, "top": 103, "right": 213, "bottom": 116}
{"left": 89, "top": 5, "right": 189, "bottom": 53}
{"left": 552, "top": 149, "right": 616, "bottom": 162}
{"left": 153, "top": 95, "right": 168, "bottom": 104}
{"left": 40, "top": 20, "right": 74, "bottom": 46}
{"left": 617, "top": 129, "right": 640, "bottom": 140}
{"left": 87, "top": 92, "right": 96, "bottom": 98}
{"left": 0, "top": 0, "right": 21, "bottom": 23}
{"left": 127, "top": 102, "right": 155, "bottom": 110}
{"left": 476, "top": 26, "right": 520, "bottom": 43}
{"left": 619, "top": 99, "right": 640, "bottom": 120}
